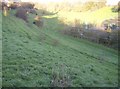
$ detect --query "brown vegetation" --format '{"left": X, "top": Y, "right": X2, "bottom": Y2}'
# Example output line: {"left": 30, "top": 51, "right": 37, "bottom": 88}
{"left": 51, "top": 64, "right": 71, "bottom": 87}
{"left": 0, "top": 2, "right": 2, "bottom": 10}
{"left": 33, "top": 15, "right": 43, "bottom": 27}
{"left": 61, "top": 23, "right": 119, "bottom": 50}
{"left": 20, "top": 2, "right": 34, "bottom": 9}
{"left": 15, "top": 7, "right": 28, "bottom": 22}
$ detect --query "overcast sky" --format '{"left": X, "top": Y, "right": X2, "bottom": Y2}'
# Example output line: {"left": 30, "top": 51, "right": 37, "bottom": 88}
{"left": 106, "top": 0, "right": 119, "bottom": 5}
{"left": 21, "top": 0, "right": 119, "bottom": 5}
{"left": 2, "top": 0, "right": 120, "bottom": 5}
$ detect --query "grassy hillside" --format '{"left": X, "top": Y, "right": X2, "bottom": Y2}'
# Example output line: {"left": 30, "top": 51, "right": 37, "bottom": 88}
{"left": 2, "top": 9, "right": 118, "bottom": 87}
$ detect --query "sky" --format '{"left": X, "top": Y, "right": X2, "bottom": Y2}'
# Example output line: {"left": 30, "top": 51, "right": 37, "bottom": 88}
{"left": 2, "top": 0, "right": 120, "bottom": 5}
{"left": 21, "top": 0, "right": 119, "bottom": 5}
{"left": 106, "top": 0, "right": 119, "bottom": 5}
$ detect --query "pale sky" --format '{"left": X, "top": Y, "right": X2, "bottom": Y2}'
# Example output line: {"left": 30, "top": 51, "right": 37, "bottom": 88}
{"left": 106, "top": 0, "right": 119, "bottom": 5}
{"left": 21, "top": 0, "right": 119, "bottom": 5}
{"left": 21, "top": 0, "right": 63, "bottom": 3}
{"left": 2, "top": 0, "right": 120, "bottom": 5}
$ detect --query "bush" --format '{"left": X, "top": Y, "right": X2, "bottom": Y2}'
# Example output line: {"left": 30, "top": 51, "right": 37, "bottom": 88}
{"left": 8, "top": 3, "right": 18, "bottom": 9}
{"left": 51, "top": 63, "right": 71, "bottom": 87}
{"left": 83, "top": 30, "right": 100, "bottom": 43}
{"left": 82, "top": 1, "right": 106, "bottom": 11}
{"left": 112, "top": 6, "right": 120, "bottom": 12}
{"left": 2, "top": 2, "right": 7, "bottom": 10}
{"left": 33, "top": 15, "right": 43, "bottom": 27}
{"left": 15, "top": 7, "right": 28, "bottom": 22}
{"left": 33, "top": 20, "right": 43, "bottom": 27}
{"left": 109, "top": 30, "right": 119, "bottom": 49}
{"left": 20, "top": 2, "right": 34, "bottom": 9}
{"left": 29, "top": 9, "right": 37, "bottom": 14}
{"left": 61, "top": 26, "right": 82, "bottom": 38}
{"left": 74, "top": 19, "right": 80, "bottom": 27}
{"left": 111, "top": 2, "right": 120, "bottom": 12}
{"left": 69, "top": 27, "right": 80, "bottom": 38}
{"left": 62, "top": 24, "right": 119, "bottom": 50}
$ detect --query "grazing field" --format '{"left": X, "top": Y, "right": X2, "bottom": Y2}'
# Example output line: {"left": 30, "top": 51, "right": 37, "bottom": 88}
{"left": 57, "top": 6, "right": 118, "bottom": 25}
{"left": 2, "top": 8, "right": 118, "bottom": 87}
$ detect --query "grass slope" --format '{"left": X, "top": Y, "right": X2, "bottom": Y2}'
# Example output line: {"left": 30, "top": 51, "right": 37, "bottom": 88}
{"left": 2, "top": 10, "right": 118, "bottom": 87}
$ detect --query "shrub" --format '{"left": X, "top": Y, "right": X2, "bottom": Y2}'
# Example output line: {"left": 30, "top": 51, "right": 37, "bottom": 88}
{"left": 33, "top": 15, "right": 43, "bottom": 27}
{"left": 82, "top": 1, "right": 106, "bottom": 11}
{"left": 61, "top": 23, "right": 119, "bottom": 50}
{"left": 33, "top": 20, "right": 43, "bottom": 27}
{"left": 83, "top": 30, "right": 100, "bottom": 43}
{"left": 8, "top": 3, "right": 18, "bottom": 9}
{"left": 61, "top": 27, "right": 71, "bottom": 35}
{"left": 109, "top": 30, "right": 119, "bottom": 49}
{"left": 2, "top": 6, "right": 9, "bottom": 16}
{"left": 29, "top": 9, "right": 37, "bottom": 14}
{"left": 74, "top": 19, "right": 80, "bottom": 27}
{"left": 111, "top": 2, "right": 120, "bottom": 12}
{"left": 2, "top": 2, "right": 7, "bottom": 10}
{"left": 51, "top": 63, "right": 71, "bottom": 87}
{"left": 15, "top": 7, "right": 28, "bottom": 22}
{"left": 61, "top": 26, "right": 82, "bottom": 38}
{"left": 20, "top": 2, "right": 34, "bottom": 9}
{"left": 69, "top": 27, "right": 80, "bottom": 38}
{"left": 34, "top": 15, "right": 41, "bottom": 21}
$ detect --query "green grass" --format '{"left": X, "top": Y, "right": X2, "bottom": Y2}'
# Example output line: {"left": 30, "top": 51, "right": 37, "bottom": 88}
{"left": 58, "top": 6, "right": 118, "bottom": 25}
{"left": 2, "top": 9, "right": 118, "bottom": 87}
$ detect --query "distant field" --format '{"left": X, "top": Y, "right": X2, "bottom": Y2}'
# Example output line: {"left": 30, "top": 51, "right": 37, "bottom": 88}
{"left": 57, "top": 6, "right": 118, "bottom": 26}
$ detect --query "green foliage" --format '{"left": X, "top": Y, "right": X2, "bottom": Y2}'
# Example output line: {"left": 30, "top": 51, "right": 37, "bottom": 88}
{"left": 112, "top": 1, "right": 120, "bottom": 12}
{"left": 82, "top": 1, "right": 106, "bottom": 11}
{"left": 34, "top": 1, "right": 106, "bottom": 12}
